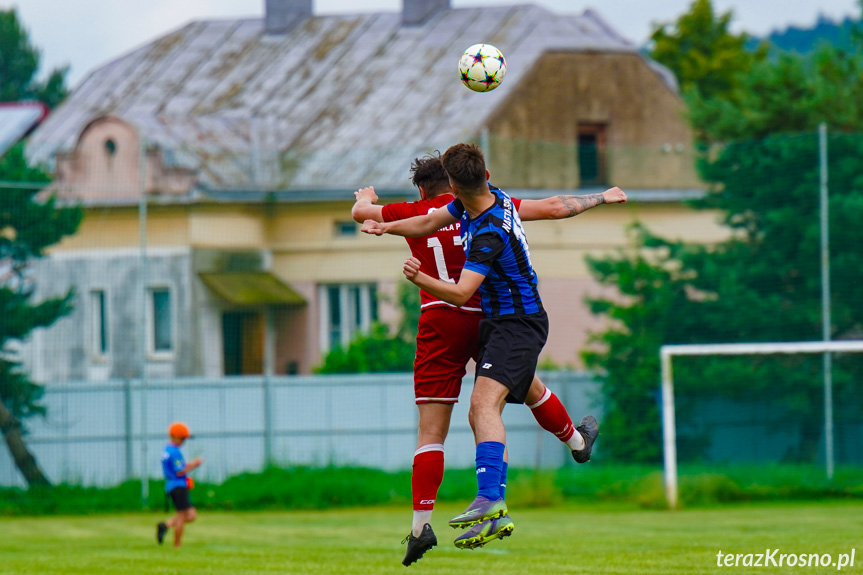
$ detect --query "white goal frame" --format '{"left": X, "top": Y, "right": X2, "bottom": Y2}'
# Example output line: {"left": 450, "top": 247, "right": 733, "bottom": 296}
{"left": 660, "top": 340, "right": 863, "bottom": 509}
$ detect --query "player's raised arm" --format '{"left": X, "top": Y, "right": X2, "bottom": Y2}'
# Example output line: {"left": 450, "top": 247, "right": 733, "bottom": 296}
{"left": 361, "top": 206, "right": 458, "bottom": 238}
{"left": 517, "top": 186, "right": 627, "bottom": 221}
{"left": 351, "top": 186, "right": 384, "bottom": 223}
{"left": 402, "top": 256, "right": 484, "bottom": 307}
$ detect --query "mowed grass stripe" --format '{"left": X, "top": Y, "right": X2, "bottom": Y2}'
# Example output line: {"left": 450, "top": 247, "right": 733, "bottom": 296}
{"left": 1, "top": 501, "right": 860, "bottom": 574}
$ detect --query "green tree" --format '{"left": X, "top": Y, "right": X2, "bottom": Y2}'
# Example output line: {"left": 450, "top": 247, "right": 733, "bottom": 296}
{"left": 649, "top": 0, "right": 762, "bottom": 99}
{"left": 649, "top": 0, "right": 767, "bottom": 142}
{"left": 0, "top": 144, "right": 83, "bottom": 486}
{"left": 0, "top": 8, "right": 68, "bottom": 108}
{"left": 687, "top": 45, "right": 863, "bottom": 142}
{"left": 581, "top": 225, "right": 686, "bottom": 461}
{"left": 315, "top": 282, "right": 418, "bottom": 374}
{"left": 587, "top": 5, "right": 863, "bottom": 464}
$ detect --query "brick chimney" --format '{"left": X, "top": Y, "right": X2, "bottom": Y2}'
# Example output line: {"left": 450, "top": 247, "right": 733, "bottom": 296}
{"left": 402, "top": 0, "right": 450, "bottom": 27}
{"left": 265, "top": 0, "right": 312, "bottom": 35}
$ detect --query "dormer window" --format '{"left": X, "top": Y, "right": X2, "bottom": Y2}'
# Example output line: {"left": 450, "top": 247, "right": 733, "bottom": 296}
{"left": 104, "top": 139, "right": 117, "bottom": 156}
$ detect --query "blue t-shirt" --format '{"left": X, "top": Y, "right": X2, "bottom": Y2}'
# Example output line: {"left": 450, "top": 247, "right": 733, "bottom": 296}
{"left": 161, "top": 444, "right": 187, "bottom": 492}
{"left": 447, "top": 187, "right": 542, "bottom": 318}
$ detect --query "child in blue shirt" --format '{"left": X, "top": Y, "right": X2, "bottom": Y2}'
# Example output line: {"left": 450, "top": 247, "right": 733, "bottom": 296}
{"left": 157, "top": 422, "right": 203, "bottom": 547}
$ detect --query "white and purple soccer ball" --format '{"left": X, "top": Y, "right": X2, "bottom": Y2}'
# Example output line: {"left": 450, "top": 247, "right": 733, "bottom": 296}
{"left": 458, "top": 44, "right": 507, "bottom": 93}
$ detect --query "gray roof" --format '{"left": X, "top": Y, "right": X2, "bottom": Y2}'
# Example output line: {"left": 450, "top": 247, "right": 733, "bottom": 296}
{"left": 28, "top": 4, "right": 653, "bottom": 191}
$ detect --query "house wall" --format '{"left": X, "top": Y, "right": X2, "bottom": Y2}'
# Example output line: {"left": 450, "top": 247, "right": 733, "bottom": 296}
{"left": 40, "top": 203, "right": 361, "bottom": 378}
{"left": 344, "top": 200, "right": 729, "bottom": 369}
{"left": 263, "top": 201, "right": 398, "bottom": 371}
{"left": 488, "top": 52, "right": 700, "bottom": 190}
{"left": 32, "top": 197, "right": 727, "bottom": 377}
{"left": 24, "top": 248, "right": 197, "bottom": 382}
{"left": 55, "top": 206, "right": 192, "bottom": 251}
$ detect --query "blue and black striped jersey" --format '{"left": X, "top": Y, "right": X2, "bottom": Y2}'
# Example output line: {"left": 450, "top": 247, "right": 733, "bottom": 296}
{"left": 447, "top": 187, "right": 543, "bottom": 318}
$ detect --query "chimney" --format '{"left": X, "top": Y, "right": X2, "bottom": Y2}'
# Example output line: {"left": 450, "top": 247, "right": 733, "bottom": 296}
{"left": 402, "top": 0, "right": 450, "bottom": 27}
{"left": 265, "top": 0, "right": 312, "bottom": 35}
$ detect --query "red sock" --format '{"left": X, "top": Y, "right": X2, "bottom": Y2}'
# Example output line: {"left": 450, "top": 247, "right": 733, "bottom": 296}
{"left": 528, "top": 387, "right": 575, "bottom": 443}
{"left": 412, "top": 445, "right": 444, "bottom": 511}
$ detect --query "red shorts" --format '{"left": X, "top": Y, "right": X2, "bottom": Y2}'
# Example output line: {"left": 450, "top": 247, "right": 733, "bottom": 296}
{"left": 414, "top": 306, "right": 482, "bottom": 404}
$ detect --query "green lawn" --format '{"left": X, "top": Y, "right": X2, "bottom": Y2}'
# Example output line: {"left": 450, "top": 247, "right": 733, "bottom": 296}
{"left": 1, "top": 501, "right": 859, "bottom": 574}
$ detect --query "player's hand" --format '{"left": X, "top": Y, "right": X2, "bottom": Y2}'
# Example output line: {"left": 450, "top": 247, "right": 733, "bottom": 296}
{"left": 602, "top": 186, "right": 627, "bottom": 204}
{"left": 354, "top": 186, "right": 378, "bottom": 204}
{"left": 361, "top": 219, "right": 385, "bottom": 235}
{"left": 191, "top": 457, "right": 204, "bottom": 467}
{"left": 403, "top": 256, "right": 421, "bottom": 280}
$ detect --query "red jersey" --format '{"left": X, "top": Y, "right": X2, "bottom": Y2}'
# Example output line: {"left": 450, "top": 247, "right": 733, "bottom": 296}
{"left": 381, "top": 193, "right": 522, "bottom": 313}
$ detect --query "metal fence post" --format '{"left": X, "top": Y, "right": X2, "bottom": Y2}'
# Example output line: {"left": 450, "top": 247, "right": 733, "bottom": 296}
{"left": 124, "top": 379, "right": 133, "bottom": 481}
{"left": 263, "top": 307, "right": 276, "bottom": 464}
{"left": 138, "top": 137, "right": 150, "bottom": 506}
{"left": 819, "top": 123, "right": 834, "bottom": 480}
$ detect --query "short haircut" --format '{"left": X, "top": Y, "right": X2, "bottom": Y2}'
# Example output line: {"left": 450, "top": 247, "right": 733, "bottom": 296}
{"left": 441, "top": 143, "right": 487, "bottom": 191}
{"left": 410, "top": 153, "right": 451, "bottom": 197}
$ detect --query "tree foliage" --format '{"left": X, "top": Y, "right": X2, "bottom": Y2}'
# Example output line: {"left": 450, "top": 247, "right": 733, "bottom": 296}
{"left": 649, "top": 0, "right": 764, "bottom": 102}
{"left": 0, "top": 8, "right": 68, "bottom": 108}
{"left": 588, "top": 3, "right": 863, "bottom": 463}
{"left": 653, "top": 0, "right": 863, "bottom": 143}
{"left": 0, "top": 144, "right": 83, "bottom": 485}
{"left": 688, "top": 46, "right": 863, "bottom": 142}
{"left": 0, "top": 143, "right": 84, "bottom": 415}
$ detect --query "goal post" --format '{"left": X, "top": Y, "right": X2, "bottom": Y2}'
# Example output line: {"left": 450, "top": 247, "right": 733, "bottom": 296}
{"left": 660, "top": 340, "right": 863, "bottom": 509}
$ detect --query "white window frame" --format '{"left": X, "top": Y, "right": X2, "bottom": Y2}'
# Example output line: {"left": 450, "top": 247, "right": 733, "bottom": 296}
{"left": 318, "top": 283, "right": 377, "bottom": 353}
{"left": 89, "top": 288, "right": 110, "bottom": 361}
{"left": 147, "top": 285, "right": 176, "bottom": 360}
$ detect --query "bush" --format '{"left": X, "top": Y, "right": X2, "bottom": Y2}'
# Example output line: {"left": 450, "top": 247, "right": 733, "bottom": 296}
{"left": 2, "top": 464, "right": 862, "bottom": 516}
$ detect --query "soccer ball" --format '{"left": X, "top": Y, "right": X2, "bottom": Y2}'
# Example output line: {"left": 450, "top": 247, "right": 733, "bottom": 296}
{"left": 458, "top": 44, "right": 507, "bottom": 93}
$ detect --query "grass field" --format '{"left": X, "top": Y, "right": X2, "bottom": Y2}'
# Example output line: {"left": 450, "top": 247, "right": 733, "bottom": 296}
{"left": 1, "top": 500, "right": 860, "bottom": 574}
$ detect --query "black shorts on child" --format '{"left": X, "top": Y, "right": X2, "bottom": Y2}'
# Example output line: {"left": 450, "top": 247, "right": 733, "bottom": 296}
{"left": 169, "top": 486, "right": 193, "bottom": 511}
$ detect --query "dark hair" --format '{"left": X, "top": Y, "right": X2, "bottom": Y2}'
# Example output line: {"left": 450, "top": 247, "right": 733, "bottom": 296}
{"left": 441, "top": 143, "right": 486, "bottom": 191}
{"left": 410, "top": 152, "right": 451, "bottom": 198}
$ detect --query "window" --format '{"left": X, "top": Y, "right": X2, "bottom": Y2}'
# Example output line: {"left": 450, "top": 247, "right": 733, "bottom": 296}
{"left": 319, "top": 283, "right": 378, "bottom": 351}
{"left": 577, "top": 123, "right": 607, "bottom": 187}
{"left": 335, "top": 221, "right": 357, "bottom": 237}
{"left": 89, "top": 289, "right": 109, "bottom": 356}
{"left": 149, "top": 287, "right": 174, "bottom": 354}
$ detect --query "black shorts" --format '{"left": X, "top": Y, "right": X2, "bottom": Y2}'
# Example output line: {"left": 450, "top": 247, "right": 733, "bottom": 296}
{"left": 476, "top": 310, "right": 549, "bottom": 404}
{"left": 169, "top": 486, "right": 193, "bottom": 511}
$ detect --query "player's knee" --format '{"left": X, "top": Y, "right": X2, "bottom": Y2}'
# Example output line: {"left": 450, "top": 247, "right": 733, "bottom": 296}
{"left": 419, "top": 429, "right": 446, "bottom": 445}
{"left": 525, "top": 379, "right": 547, "bottom": 404}
{"left": 467, "top": 405, "right": 482, "bottom": 430}
{"left": 184, "top": 508, "right": 197, "bottom": 522}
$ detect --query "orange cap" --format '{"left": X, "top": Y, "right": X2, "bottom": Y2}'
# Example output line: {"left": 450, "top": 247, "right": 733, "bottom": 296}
{"left": 168, "top": 422, "right": 191, "bottom": 439}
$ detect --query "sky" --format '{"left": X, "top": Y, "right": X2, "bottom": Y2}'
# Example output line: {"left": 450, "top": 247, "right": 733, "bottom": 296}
{"left": 4, "top": 0, "right": 861, "bottom": 87}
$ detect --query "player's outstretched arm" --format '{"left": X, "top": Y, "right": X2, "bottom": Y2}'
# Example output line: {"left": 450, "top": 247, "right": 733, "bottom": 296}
{"left": 361, "top": 207, "right": 457, "bottom": 238}
{"left": 351, "top": 186, "right": 384, "bottom": 223}
{"left": 518, "top": 186, "right": 627, "bottom": 221}
{"left": 402, "top": 256, "right": 484, "bottom": 307}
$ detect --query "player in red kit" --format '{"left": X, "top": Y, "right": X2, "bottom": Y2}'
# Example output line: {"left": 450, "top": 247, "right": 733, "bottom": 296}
{"left": 352, "top": 153, "right": 626, "bottom": 565}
